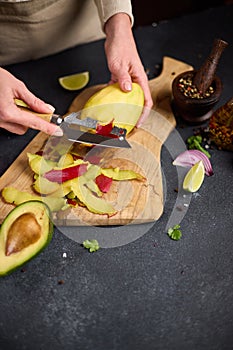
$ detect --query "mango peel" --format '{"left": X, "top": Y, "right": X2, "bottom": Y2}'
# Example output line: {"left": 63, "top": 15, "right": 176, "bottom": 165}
{"left": 2, "top": 187, "right": 67, "bottom": 212}
{"left": 2, "top": 151, "right": 145, "bottom": 217}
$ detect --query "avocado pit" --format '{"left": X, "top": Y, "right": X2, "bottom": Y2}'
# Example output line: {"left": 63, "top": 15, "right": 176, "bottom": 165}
{"left": 6, "top": 212, "right": 42, "bottom": 256}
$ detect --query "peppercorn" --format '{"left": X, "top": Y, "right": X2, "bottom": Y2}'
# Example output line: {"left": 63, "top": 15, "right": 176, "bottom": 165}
{"left": 178, "top": 74, "right": 215, "bottom": 99}
{"left": 58, "top": 279, "right": 65, "bottom": 285}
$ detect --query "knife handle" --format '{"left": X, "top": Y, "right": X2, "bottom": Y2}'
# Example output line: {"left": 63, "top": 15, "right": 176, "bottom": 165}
{"left": 32, "top": 113, "right": 64, "bottom": 126}
{"left": 25, "top": 111, "right": 64, "bottom": 126}
{"left": 14, "top": 98, "right": 63, "bottom": 125}
{"left": 49, "top": 114, "right": 63, "bottom": 125}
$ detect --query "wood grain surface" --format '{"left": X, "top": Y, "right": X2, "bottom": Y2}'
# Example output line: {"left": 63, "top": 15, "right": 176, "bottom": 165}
{"left": 0, "top": 57, "right": 193, "bottom": 226}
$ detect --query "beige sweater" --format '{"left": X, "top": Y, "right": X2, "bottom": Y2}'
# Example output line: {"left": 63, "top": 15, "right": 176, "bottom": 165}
{"left": 0, "top": 0, "right": 133, "bottom": 65}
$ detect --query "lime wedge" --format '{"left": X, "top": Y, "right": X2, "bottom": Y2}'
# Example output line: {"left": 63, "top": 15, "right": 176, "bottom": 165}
{"left": 58, "top": 71, "right": 89, "bottom": 91}
{"left": 183, "top": 160, "right": 205, "bottom": 192}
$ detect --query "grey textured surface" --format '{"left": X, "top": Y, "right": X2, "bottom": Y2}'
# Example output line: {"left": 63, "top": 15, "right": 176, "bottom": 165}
{"left": 0, "top": 5, "right": 233, "bottom": 350}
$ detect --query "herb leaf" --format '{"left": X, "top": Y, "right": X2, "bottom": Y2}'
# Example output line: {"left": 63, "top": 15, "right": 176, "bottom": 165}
{"left": 187, "top": 135, "right": 211, "bottom": 158}
{"left": 167, "top": 224, "right": 182, "bottom": 240}
{"left": 82, "top": 239, "right": 100, "bottom": 252}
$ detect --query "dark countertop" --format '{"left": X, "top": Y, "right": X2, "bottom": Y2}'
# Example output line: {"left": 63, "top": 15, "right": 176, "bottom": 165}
{"left": 0, "top": 5, "right": 233, "bottom": 350}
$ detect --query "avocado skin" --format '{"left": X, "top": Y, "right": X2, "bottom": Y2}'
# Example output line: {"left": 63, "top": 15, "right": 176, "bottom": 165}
{"left": 0, "top": 200, "right": 53, "bottom": 277}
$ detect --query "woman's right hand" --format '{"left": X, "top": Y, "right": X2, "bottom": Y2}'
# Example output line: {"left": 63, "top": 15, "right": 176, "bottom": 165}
{"left": 0, "top": 67, "right": 62, "bottom": 135}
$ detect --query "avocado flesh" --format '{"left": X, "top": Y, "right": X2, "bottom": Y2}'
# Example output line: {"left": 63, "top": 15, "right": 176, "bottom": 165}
{"left": 0, "top": 200, "right": 53, "bottom": 276}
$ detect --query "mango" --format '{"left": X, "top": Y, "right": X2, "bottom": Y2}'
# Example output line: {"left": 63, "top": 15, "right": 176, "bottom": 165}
{"left": 2, "top": 187, "right": 66, "bottom": 212}
{"left": 101, "top": 167, "right": 145, "bottom": 181}
{"left": 33, "top": 176, "right": 60, "bottom": 195}
{"left": 57, "top": 153, "right": 74, "bottom": 168}
{"left": 71, "top": 178, "right": 117, "bottom": 216}
{"left": 27, "top": 153, "right": 56, "bottom": 175}
{"left": 81, "top": 82, "right": 144, "bottom": 134}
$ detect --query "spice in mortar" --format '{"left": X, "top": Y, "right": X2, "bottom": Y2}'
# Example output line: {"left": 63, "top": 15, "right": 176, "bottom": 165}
{"left": 178, "top": 74, "right": 214, "bottom": 99}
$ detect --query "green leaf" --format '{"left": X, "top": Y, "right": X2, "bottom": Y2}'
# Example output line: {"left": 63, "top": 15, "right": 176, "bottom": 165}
{"left": 167, "top": 224, "right": 182, "bottom": 241}
{"left": 82, "top": 239, "right": 100, "bottom": 252}
{"left": 186, "top": 135, "right": 211, "bottom": 158}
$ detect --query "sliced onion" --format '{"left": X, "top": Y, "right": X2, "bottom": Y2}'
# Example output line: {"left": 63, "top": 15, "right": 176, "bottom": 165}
{"left": 173, "top": 150, "right": 213, "bottom": 176}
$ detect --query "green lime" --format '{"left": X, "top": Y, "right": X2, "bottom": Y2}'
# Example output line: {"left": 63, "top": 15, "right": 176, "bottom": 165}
{"left": 58, "top": 71, "right": 89, "bottom": 91}
{"left": 183, "top": 160, "right": 205, "bottom": 192}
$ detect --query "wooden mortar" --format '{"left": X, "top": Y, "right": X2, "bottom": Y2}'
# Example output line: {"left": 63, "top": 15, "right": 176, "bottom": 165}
{"left": 172, "top": 38, "right": 228, "bottom": 124}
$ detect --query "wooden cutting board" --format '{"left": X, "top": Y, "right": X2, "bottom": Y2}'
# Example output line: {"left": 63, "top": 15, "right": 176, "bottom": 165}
{"left": 0, "top": 57, "right": 193, "bottom": 226}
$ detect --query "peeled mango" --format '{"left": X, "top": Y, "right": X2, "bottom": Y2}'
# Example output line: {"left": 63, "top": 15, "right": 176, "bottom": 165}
{"left": 81, "top": 82, "right": 144, "bottom": 134}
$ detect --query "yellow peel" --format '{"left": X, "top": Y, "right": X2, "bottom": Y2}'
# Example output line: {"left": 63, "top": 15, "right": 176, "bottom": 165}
{"left": 2, "top": 187, "right": 66, "bottom": 212}
{"left": 71, "top": 178, "right": 117, "bottom": 216}
{"left": 101, "top": 167, "right": 145, "bottom": 181}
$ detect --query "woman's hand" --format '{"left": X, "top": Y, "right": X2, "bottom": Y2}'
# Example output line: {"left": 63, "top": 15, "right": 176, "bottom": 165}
{"left": 0, "top": 67, "right": 62, "bottom": 135}
{"left": 104, "top": 13, "right": 153, "bottom": 127}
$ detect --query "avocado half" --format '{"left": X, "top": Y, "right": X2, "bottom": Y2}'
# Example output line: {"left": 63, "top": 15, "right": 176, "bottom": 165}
{"left": 0, "top": 200, "right": 53, "bottom": 277}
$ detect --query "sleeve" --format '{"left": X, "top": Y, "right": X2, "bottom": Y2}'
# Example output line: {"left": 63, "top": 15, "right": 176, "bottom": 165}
{"left": 94, "top": 0, "right": 134, "bottom": 30}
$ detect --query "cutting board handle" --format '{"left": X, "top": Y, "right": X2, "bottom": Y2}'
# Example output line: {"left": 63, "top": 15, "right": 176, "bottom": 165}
{"left": 149, "top": 56, "right": 193, "bottom": 108}
{"left": 144, "top": 56, "right": 193, "bottom": 127}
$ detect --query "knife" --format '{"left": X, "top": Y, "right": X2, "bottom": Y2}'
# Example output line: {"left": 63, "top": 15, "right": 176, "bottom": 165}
{"left": 15, "top": 99, "right": 131, "bottom": 149}
{"left": 50, "top": 112, "right": 131, "bottom": 148}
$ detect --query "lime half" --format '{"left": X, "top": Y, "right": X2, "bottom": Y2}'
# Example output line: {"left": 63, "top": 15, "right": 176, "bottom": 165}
{"left": 183, "top": 160, "right": 205, "bottom": 192}
{"left": 58, "top": 71, "right": 89, "bottom": 91}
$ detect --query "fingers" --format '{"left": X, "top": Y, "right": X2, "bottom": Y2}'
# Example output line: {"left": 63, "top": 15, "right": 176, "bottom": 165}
{"left": 15, "top": 108, "right": 63, "bottom": 136}
{"left": 0, "top": 105, "right": 62, "bottom": 136}
{"left": 134, "top": 73, "right": 153, "bottom": 127}
{"left": 136, "top": 106, "right": 151, "bottom": 128}
{"left": 116, "top": 72, "right": 132, "bottom": 92}
{"left": 107, "top": 58, "right": 133, "bottom": 92}
{"left": 0, "top": 67, "right": 55, "bottom": 115}
{"left": 109, "top": 72, "right": 153, "bottom": 128}
{"left": 0, "top": 121, "right": 28, "bottom": 135}
{"left": 110, "top": 68, "right": 153, "bottom": 127}
{"left": 17, "top": 85, "right": 55, "bottom": 114}
{"left": 135, "top": 73, "right": 153, "bottom": 110}
{"left": 104, "top": 13, "right": 153, "bottom": 128}
{"left": 0, "top": 67, "right": 61, "bottom": 136}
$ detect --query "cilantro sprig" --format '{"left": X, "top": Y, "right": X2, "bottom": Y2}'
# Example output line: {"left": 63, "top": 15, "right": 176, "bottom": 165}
{"left": 187, "top": 135, "right": 211, "bottom": 158}
{"left": 167, "top": 224, "right": 182, "bottom": 240}
{"left": 82, "top": 239, "right": 100, "bottom": 252}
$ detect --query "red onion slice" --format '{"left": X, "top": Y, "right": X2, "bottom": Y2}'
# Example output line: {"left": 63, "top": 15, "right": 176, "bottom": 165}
{"left": 173, "top": 150, "right": 213, "bottom": 176}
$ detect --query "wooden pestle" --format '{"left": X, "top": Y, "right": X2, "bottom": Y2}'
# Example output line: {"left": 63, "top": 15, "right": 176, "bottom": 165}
{"left": 193, "top": 38, "right": 228, "bottom": 94}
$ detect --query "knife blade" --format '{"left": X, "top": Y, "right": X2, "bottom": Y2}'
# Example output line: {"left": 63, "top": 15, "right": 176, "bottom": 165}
{"left": 50, "top": 111, "right": 131, "bottom": 148}
{"left": 15, "top": 99, "right": 131, "bottom": 148}
{"left": 61, "top": 122, "right": 131, "bottom": 148}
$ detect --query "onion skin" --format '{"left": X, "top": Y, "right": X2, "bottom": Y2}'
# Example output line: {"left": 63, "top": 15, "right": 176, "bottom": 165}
{"left": 173, "top": 150, "right": 213, "bottom": 176}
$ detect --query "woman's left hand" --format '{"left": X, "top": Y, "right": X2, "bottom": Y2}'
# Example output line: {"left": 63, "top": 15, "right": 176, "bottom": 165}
{"left": 104, "top": 13, "right": 153, "bottom": 127}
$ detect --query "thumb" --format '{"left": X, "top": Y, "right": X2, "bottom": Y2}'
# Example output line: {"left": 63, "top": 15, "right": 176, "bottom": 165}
{"left": 18, "top": 88, "right": 55, "bottom": 114}
{"left": 117, "top": 72, "right": 132, "bottom": 92}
